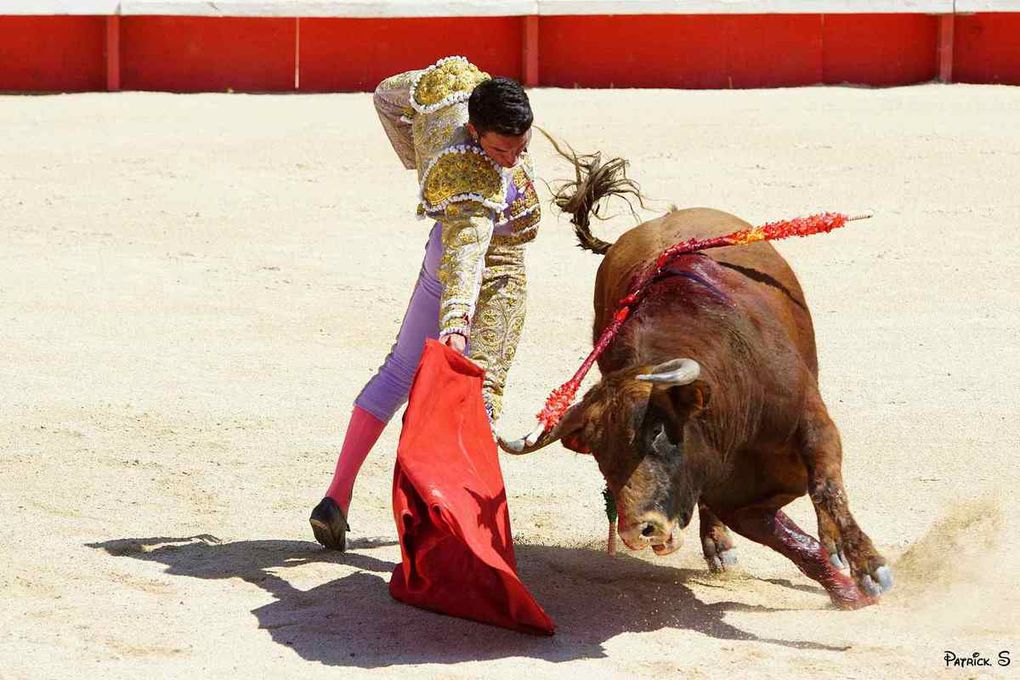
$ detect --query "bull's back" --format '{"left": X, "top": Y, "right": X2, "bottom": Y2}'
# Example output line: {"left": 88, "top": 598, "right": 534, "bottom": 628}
{"left": 593, "top": 207, "right": 818, "bottom": 373}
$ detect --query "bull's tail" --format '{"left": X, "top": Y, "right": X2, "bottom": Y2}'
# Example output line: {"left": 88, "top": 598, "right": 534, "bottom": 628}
{"left": 540, "top": 128, "right": 647, "bottom": 255}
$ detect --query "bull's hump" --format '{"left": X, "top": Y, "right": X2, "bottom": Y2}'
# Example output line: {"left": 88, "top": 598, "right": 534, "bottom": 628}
{"left": 660, "top": 207, "right": 752, "bottom": 242}
{"left": 598, "top": 210, "right": 744, "bottom": 309}
{"left": 611, "top": 209, "right": 751, "bottom": 263}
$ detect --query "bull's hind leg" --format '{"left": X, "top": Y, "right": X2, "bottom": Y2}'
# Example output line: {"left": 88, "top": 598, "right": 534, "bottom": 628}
{"left": 721, "top": 507, "right": 876, "bottom": 609}
{"left": 699, "top": 503, "right": 738, "bottom": 573}
{"left": 797, "top": 392, "right": 892, "bottom": 597}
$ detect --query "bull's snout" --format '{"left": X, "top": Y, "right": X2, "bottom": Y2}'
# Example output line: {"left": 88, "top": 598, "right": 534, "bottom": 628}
{"left": 618, "top": 512, "right": 682, "bottom": 556}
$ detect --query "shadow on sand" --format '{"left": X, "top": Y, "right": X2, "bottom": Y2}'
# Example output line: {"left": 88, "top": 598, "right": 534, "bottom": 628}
{"left": 89, "top": 535, "right": 847, "bottom": 667}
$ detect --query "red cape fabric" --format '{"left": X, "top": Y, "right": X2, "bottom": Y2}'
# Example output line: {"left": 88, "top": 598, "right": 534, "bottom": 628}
{"left": 388, "top": 339, "right": 555, "bottom": 636}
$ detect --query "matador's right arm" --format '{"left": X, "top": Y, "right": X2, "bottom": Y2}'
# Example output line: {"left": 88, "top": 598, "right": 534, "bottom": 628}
{"left": 373, "top": 70, "right": 420, "bottom": 170}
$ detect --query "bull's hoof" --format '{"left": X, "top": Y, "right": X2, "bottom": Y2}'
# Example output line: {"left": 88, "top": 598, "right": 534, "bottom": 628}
{"left": 860, "top": 565, "right": 894, "bottom": 597}
{"left": 702, "top": 530, "right": 738, "bottom": 573}
{"left": 706, "top": 547, "right": 738, "bottom": 573}
{"left": 826, "top": 571, "right": 880, "bottom": 610}
{"left": 829, "top": 551, "right": 849, "bottom": 571}
{"left": 310, "top": 497, "right": 349, "bottom": 552}
{"left": 821, "top": 536, "right": 849, "bottom": 571}
{"left": 824, "top": 536, "right": 892, "bottom": 596}
{"left": 845, "top": 553, "right": 893, "bottom": 598}
{"left": 827, "top": 563, "right": 892, "bottom": 609}
{"left": 876, "top": 565, "right": 894, "bottom": 591}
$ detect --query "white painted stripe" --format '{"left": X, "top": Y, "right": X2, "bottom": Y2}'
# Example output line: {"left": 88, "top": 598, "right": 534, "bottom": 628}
{"left": 119, "top": 0, "right": 538, "bottom": 17}
{"left": 1, "top": 0, "right": 120, "bottom": 14}
{"left": 956, "top": 0, "right": 1020, "bottom": 10}
{"left": 13, "top": 0, "right": 1020, "bottom": 17}
{"left": 538, "top": 0, "right": 954, "bottom": 14}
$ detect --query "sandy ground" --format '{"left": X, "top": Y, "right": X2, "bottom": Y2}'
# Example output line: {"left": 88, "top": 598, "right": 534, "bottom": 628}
{"left": 1, "top": 85, "right": 1018, "bottom": 679}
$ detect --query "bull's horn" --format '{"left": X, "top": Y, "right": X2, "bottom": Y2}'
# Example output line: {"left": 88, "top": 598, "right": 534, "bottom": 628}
{"left": 497, "top": 423, "right": 548, "bottom": 455}
{"left": 497, "top": 402, "right": 586, "bottom": 455}
{"left": 636, "top": 358, "right": 701, "bottom": 385}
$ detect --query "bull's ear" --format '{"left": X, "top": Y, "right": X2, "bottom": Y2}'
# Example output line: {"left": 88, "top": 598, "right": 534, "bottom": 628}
{"left": 666, "top": 380, "right": 711, "bottom": 419}
{"left": 557, "top": 401, "right": 592, "bottom": 454}
{"left": 561, "top": 431, "right": 591, "bottom": 454}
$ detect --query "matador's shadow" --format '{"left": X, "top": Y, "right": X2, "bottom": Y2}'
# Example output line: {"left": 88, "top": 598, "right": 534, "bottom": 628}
{"left": 89, "top": 535, "right": 846, "bottom": 668}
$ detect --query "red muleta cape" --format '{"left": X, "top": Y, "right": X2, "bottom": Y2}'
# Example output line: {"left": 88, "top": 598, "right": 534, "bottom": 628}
{"left": 389, "top": 339, "right": 555, "bottom": 636}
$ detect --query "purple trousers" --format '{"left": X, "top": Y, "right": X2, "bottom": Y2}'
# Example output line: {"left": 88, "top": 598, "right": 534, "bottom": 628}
{"left": 355, "top": 222, "right": 449, "bottom": 422}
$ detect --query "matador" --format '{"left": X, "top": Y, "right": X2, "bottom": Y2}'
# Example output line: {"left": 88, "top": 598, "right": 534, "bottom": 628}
{"left": 310, "top": 56, "right": 541, "bottom": 551}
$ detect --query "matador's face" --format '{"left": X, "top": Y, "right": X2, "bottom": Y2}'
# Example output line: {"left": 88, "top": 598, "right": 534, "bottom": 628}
{"left": 470, "top": 126, "right": 532, "bottom": 169}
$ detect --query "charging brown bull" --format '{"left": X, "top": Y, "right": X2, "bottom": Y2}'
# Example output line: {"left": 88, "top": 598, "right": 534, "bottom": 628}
{"left": 501, "top": 153, "right": 892, "bottom": 609}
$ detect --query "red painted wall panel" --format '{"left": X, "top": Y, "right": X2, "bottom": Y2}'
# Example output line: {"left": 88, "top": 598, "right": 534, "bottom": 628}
{"left": 120, "top": 16, "right": 296, "bottom": 91}
{"left": 538, "top": 15, "right": 823, "bottom": 89}
{"left": 0, "top": 16, "right": 106, "bottom": 92}
{"left": 298, "top": 17, "right": 523, "bottom": 92}
{"left": 822, "top": 14, "right": 938, "bottom": 85}
{"left": 2, "top": 12, "right": 1020, "bottom": 92}
{"left": 954, "top": 13, "right": 1020, "bottom": 85}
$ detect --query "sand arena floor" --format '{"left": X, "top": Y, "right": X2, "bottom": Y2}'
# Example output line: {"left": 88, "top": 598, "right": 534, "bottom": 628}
{"left": 1, "top": 85, "right": 1018, "bottom": 678}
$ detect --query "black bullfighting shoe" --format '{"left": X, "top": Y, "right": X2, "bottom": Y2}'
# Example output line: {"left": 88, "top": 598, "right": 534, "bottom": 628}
{"left": 309, "top": 497, "right": 349, "bottom": 551}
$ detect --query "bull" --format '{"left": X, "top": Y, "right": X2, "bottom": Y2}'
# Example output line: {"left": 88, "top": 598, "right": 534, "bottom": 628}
{"left": 502, "top": 150, "right": 892, "bottom": 609}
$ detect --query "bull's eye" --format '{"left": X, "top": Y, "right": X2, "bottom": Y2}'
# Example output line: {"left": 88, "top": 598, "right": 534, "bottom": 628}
{"left": 651, "top": 428, "right": 676, "bottom": 457}
{"left": 634, "top": 405, "right": 683, "bottom": 458}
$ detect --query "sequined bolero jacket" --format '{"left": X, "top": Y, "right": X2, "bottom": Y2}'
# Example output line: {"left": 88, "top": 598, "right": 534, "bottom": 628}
{"left": 373, "top": 56, "right": 541, "bottom": 339}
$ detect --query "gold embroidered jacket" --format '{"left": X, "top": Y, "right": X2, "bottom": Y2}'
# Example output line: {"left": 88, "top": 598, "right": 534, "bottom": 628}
{"left": 373, "top": 56, "right": 540, "bottom": 340}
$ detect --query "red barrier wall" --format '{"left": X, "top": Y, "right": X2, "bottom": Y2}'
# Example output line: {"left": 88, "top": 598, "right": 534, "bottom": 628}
{"left": 954, "top": 13, "right": 1020, "bottom": 85}
{"left": 539, "top": 14, "right": 823, "bottom": 89}
{"left": 299, "top": 17, "right": 524, "bottom": 91}
{"left": 120, "top": 16, "right": 296, "bottom": 91}
{"left": 821, "top": 13, "right": 939, "bottom": 86}
{"left": 538, "top": 14, "right": 942, "bottom": 89}
{"left": 0, "top": 16, "right": 106, "bottom": 91}
{"left": 0, "top": 12, "right": 1018, "bottom": 92}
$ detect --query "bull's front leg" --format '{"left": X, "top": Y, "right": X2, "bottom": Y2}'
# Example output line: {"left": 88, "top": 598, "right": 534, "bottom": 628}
{"left": 797, "top": 392, "right": 893, "bottom": 598}
{"left": 720, "top": 506, "right": 876, "bottom": 609}
{"left": 699, "top": 502, "right": 738, "bottom": 573}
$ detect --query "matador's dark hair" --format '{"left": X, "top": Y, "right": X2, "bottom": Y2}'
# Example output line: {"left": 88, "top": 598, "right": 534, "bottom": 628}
{"left": 468, "top": 77, "right": 533, "bottom": 137}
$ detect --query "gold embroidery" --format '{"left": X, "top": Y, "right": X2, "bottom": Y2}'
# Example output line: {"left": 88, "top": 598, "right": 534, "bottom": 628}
{"left": 411, "top": 56, "right": 490, "bottom": 114}
{"left": 509, "top": 168, "right": 541, "bottom": 219}
{"left": 492, "top": 163, "right": 541, "bottom": 246}
{"left": 420, "top": 148, "right": 506, "bottom": 215}
{"left": 510, "top": 165, "right": 530, "bottom": 199}
{"left": 437, "top": 203, "right": 494, "bottom": 337}
{"left": 469, "top": 244, "right": 527, "bottom": 421}
{"left": 412, "top": 103, "right": 467, "bottom": 167}
{"left": 491, "top": 215, "right": 540, "bottom": 247}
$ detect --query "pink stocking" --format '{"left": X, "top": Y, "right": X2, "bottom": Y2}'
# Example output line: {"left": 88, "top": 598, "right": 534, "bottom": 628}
{"left": 325, "top": 406, "right": 387, "bottom": 513}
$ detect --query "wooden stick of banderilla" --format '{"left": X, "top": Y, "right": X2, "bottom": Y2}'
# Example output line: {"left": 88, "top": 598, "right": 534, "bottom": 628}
{"left": 603, "top": 487, "right": 618, "bottom": 555}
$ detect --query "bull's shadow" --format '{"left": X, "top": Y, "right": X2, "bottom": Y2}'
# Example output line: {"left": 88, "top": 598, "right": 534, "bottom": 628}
{"left": 89, "top": 535, "right": 846, "bottom": 668}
